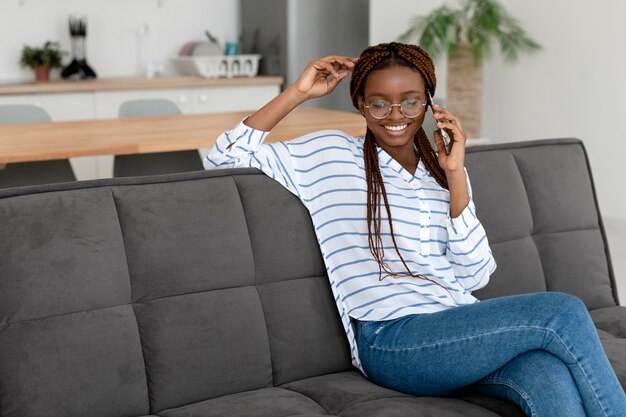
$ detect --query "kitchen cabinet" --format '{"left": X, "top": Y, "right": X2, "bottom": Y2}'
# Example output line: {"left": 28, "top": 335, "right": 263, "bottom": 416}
{"left": 0, "top": 92, "right": 94, "bottom": 121}
{"left": 192, "top": 85, "right": 278, "bottom": 113}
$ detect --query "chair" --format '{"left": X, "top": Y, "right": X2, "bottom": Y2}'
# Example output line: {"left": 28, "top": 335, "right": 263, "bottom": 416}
{"left": 0, "top": 105, "right": 76, "bottom": 189}
{"left": 113, "top": 99, "right": 204, "bottom": 177}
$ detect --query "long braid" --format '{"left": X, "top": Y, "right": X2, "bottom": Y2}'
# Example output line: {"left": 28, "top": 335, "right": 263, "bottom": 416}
{"left": 350, "top": 42, "right": 451, "bottom": 287}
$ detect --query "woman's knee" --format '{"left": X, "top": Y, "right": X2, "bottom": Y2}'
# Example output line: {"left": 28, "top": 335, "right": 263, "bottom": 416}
{"left": 527, "top": 291, "right": 589, "bottom": 321}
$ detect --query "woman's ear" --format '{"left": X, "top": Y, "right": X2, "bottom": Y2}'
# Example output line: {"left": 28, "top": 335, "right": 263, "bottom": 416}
{"left": 357, "top": 97, "right": 365, "bottom": 116}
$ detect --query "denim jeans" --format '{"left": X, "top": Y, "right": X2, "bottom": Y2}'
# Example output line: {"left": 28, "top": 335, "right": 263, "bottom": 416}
{"left": 354, "top": 292, "right": 626, "bottom": 417}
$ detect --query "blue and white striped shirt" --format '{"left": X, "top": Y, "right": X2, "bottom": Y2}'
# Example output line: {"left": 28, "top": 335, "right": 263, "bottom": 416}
{"left": 204, "top": 118, "right": 497, "bottom": 372}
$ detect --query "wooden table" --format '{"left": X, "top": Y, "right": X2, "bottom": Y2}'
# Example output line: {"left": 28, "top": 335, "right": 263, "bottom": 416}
{"left": 0, "top": 107, "right": 365, "bottom": 167}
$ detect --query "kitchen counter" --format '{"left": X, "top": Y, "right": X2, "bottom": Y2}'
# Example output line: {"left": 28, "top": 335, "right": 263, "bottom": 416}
{"left": 0, "top": 75, "right": 284, "bottom": 95}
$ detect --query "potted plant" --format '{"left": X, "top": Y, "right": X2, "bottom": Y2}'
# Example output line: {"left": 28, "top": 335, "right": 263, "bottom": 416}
{"left": 19, "top": 41, "right": 64, "bottom": 82}
{"left": 399, "top": 0, "right": 540, "bottom": 137}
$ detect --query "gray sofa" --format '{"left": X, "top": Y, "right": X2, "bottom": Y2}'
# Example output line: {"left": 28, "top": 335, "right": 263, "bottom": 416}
{"left": 0, "top": 138, "right": 623, "bottom": 417}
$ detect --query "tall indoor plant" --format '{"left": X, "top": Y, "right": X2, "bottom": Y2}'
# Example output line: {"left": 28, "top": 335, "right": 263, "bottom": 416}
{"left": 400, "top": 0, "right": 540, "bottom": 137}
{"left": 19, "top": 41, "right": 63, "bottom": 82}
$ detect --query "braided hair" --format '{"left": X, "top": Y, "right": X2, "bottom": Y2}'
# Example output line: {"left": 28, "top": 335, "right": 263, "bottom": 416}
{"left": 349, "top": 42, "right": 449, "bottom": 282}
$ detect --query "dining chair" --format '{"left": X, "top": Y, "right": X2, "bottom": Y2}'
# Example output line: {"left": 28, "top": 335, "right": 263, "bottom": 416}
{"left": 0, "top": 104, "right": 76, "bottom": 189}
{"left": 113, "top": 99, "right": 204, "bottom": 177}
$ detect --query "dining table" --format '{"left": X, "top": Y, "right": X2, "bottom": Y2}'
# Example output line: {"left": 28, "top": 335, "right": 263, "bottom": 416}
{"left": 0, "top": 107, "right": 366, "bottom": 169}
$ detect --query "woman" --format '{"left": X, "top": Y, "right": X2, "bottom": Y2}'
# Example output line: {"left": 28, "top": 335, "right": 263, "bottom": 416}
{"left": 205, "top": 42, "right": 626, "bottom": 416}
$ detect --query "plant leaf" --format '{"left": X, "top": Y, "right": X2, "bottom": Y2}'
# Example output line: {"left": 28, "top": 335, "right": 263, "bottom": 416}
{"left": 399, "top": 0, "right": 540, "bottom": 64}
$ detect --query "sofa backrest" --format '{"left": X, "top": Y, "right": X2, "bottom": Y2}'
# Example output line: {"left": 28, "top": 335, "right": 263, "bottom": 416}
{"left": 0, "top": 138, "right": 617, "bottom": 417}
{"left": 465, "top": 138, "right": 618, "bottom": 308}
{"left": 0, "top": 167, "right": 350, "bottom": 417}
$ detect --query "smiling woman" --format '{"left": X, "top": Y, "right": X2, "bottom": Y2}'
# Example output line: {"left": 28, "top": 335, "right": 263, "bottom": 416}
{"left": 202, "top": 42, "right": 626, "bottom": 416}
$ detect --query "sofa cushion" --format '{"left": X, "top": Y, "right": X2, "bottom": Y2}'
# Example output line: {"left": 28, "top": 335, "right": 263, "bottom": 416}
{"left": 591, "top": 306, "right": 626, "bottom": 390}
{"left": 0, "top": 188, "right": 131, "bottom": 322}
{"left": 112, "top": 178, "right": 255, "bottom": 302}
{"left": 257, "top": 277, "right": 352, "bottom": 386}
{"left": 510, "top": 144, "right": 599, "bottom": 234}
{"left": 476, "top": 238, "right": 546, "bottom": 299}
{"left": 598, "top": 329, "right": 616, "bottom": 339}
{"left": 599, "top": 337, "right": 626, "bottom": 389}
{"left": 463, "top": 151, "right": 533, "bottom": 244}
{"left": 280, "top": 371, "right": 410, "bottom": 414}
{"left": 281, "top": 371, "right": 522, "bottom": 417}
{"left": 533, "top": 229, "right": 614, "bottom": 308}
{"left": 234, "top": 174, "right": 326, "bottom": 285}
{"left": 158, "top": 387, "right": 327, "bottom": 417}
{"left": 338, "top": 396, "right": 501, "bottom": 416}
{"left": 449, "top": 388, "right": 527, "bottom": 417}
{"left": 0, "top": 305, "right": 148, "bottom": 417}
{"left": 133, "top": 287, "right": 272, "bottom": 413}
{"left": 590, "top": 305, "right": 626, "bottom": 337}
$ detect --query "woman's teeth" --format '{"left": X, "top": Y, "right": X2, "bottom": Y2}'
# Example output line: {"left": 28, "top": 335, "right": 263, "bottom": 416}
{"left": 384, "top": 124, "right": 408, "bottom": 131}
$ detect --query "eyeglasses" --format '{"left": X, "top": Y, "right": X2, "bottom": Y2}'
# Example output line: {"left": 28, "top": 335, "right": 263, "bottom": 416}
{"left": 364, "top": 98, "right": 427, "bottom": 119}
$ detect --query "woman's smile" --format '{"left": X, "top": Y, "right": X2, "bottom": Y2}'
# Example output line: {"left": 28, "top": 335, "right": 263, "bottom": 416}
{"left": 382, "top": 122, "right": 411, "bottom": 136}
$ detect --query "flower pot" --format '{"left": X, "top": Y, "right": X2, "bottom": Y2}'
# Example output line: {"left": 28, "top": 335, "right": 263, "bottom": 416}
{"left": 447, "top": 44, "right": 483, "bottom": 138}
{"left": 34, "top": 66, "right": 50, "bottom": 82}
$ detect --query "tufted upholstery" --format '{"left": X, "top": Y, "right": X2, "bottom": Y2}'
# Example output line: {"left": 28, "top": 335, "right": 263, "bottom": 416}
{"left": 0, "top": 138, "right": 622, "bottom": 416}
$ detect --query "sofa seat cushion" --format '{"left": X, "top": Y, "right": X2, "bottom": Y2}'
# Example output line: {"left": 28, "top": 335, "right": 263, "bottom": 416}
{"left": 599, "top": 337, "right": 626, "bottom": 389}
{"left": 158, "top": 387, "right": 326, "bottom": 417}
{"left": 590, "top": 305, "right": 626, "bottom": 389}
{"left": 281, "top": 371, "right": 506, "bottom": 416}
{"left": 590, "top": 305, "right": 626, "bottom": 337}
{"left": 598, "top": 329, "right": 617, "bottom": 339}
{"left": 448, "top": 388, "right": 527, "bottom": 417}
{"left": 338, "top": 396, "right": 500, "bottom": 417}
{"left": 280, "top": 371, "right": 409, "bottom": 414}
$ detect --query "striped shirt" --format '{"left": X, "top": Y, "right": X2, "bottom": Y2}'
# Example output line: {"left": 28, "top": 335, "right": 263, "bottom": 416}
{"left": 204, "top": 118, "right": 497, "bottom": 372}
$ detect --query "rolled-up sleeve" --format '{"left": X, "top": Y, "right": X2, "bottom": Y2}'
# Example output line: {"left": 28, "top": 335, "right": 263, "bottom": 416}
{"left": 445, "top": 174, "right": 496, "bottom": 292}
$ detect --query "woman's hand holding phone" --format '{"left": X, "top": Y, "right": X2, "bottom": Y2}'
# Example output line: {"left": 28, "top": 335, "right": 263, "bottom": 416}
{"left": 431, "top": 103, "right": 467, "bottom": 175}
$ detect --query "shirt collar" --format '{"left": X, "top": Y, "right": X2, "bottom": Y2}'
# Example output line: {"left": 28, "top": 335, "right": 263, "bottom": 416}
{"left": 376, "top": 142, "right": 426, "bottom": 183}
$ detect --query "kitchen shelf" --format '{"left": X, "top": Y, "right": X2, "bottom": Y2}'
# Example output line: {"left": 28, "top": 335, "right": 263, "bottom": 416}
{"left": 0, "top": 75, "right": 283, "bottom": 95}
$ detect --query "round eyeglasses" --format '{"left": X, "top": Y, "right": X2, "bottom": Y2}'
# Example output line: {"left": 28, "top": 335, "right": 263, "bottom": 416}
{"left": 364, "top": 98, "right": 427, "bottom": 119}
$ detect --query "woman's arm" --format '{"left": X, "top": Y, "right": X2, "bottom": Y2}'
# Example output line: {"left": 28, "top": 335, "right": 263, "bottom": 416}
{"left": 444, "top": 173, "right": 496, "bottom": 292}
{"left": 204, "top": 55, "right": 356, "bottom": 198}
{"left": 431, "top": 104, "right": 496, "bottom": 291}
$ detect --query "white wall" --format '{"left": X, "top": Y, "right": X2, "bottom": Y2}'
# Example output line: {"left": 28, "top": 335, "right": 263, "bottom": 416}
{"left": 483, "top": 1, "right": 626, "bottom": 229}
{"left": 0, "top": 0, "right": 240, "bottom": 80}
{"left": 370, "top": 0, "right": 626, "bottom": 227}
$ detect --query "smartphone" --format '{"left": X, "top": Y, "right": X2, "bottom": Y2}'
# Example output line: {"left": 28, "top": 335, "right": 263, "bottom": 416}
{"left": 427, "top": 91, "right": 450, "bottom": 154}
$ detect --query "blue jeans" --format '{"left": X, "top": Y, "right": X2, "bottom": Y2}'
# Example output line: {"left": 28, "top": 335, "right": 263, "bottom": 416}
{"left": 354, "top": 292, "right": 626, "bottom": 417}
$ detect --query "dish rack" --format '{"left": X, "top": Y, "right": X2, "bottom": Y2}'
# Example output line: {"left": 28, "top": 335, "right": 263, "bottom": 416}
{"left": 170, "top": 55, "right": 261, "bottom": 79}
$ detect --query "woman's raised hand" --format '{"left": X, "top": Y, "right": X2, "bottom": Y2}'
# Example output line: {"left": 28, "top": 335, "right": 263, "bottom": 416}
{"left": 244, "top": 55, "right": 356, "bottom": 132}
{"left": 292, "top": 55, "right": 358, "bottom": 100}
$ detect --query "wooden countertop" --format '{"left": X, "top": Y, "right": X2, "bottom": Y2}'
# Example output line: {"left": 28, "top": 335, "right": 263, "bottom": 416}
{"left": 0, "top": 107, "right": 365, "bottom": 165}
{"left": 0, "top": 75, "right": 284, "bottom": 95}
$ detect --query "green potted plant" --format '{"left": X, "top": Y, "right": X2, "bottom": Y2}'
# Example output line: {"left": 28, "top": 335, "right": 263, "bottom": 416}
{"left": 19, "top": 41, "right": 64, "bottom": 82}
{"left": 399, "top": 0, "right": 540, "bottom": 137}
